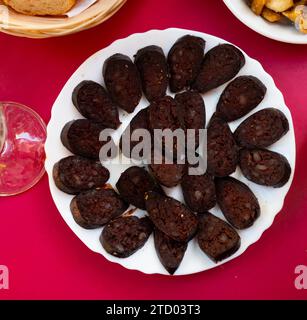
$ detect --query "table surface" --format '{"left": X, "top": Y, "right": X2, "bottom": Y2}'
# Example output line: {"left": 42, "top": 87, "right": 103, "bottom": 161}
{"left": 0, "top": 0, "right": 306, "bottom": 300}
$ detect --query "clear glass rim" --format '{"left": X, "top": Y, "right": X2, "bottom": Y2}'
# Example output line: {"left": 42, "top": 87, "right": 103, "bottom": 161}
{"left": 0, "top": 105, "right": 7, "bottom": 154}
{"left": 0, "top": 101, "right": 47, "bottom": 197}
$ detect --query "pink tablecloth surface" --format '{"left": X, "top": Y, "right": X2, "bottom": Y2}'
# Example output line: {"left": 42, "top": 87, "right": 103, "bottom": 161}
{"left": 0, "top": 0, "right": 306, "bottom": 300}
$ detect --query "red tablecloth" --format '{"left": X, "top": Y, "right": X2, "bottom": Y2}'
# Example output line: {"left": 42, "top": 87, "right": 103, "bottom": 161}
{"left": 0, "top": 0, "right": 306, "bottom": 300}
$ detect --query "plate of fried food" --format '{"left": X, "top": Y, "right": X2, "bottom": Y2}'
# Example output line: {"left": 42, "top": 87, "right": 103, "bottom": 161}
{"left": 224, "top": 0, "right": 307, "bottom": 44}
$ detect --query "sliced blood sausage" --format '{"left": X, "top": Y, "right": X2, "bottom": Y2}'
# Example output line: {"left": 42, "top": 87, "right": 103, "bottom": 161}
{"left": 182, "top": 170, "right": 216, "bottom": 213}
{"left": 148, "top": 96, "right": 184, "bottom": 157}
{"left": 168, "top": 35, "right": 205, "bottom": 92}
{"left": 53, "top": 156, "right": 110, "bottom": 195}
{"left": 239, "top": 148, "right": 291, "bottom": 188}
{"left": 135, "top": 45, "right": 168, "bottom": 102}
{"left": 100, "top": 216, "right": 153, "bottom": 258}
{"left": 72, "top": 80, "right": 120, "bottom": 129}
{"left": 61, "top": 119, "right": 113, "bottom": 160}
{"left": 207, "top": 115, "right": 239, "bottom": 177}
{"left": 148, "top": 95, "right": 184, "bottom": 132}
{"left": 103, "top": 54, "right": 142, "bottom": 113}
{"left": 145, "top": 191, "right": 198, "bottom": 242}
{"left": 175, "top": 91, "right": 206, "bottom": 147}
{"left": 198, "top": 212, "right": 241, "bottom": 262}
{"left": 216, "top": 177, "right": 260, "bottom": 229}
{"left": 70, "top": 188, "right": 129, "bottom": 229}
{"left": 120, "top": 107, "right": 150, "bottom": 160}
{"left": 234, "top": 108, "right": 289, "bottom": 148}
{"left": 192, "top": 44, "right": 245, "bottom": 93}
{"left": 116, "top": 166, "right": 164, "bottom": 210}
{"left": 216, "top": 76, "right": 267, "bottom": 122}
{"left": 154, "top": 228, "right": 187, "bottom": 275}
{"left": 149, "top": 152, "right": 186, "bottom": 188}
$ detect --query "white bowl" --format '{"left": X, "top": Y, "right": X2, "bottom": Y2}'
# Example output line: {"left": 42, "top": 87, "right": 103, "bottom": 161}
{"left": 224, "top": 0, "right": 307, "bottom": 44}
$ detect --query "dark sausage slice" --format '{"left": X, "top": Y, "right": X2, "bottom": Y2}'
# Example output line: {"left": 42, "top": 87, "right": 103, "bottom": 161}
{"left": 148, "top": 96, "right": 185, "bottom": 157}
{"left": 182, "top": 171, "right": 216, "bottom": 213}
{"left": 61, "top": 119, "right": 111, "bottom": 160}
{"left": 168, "top": 35, "right": 205, "bottom": 92}
{"left": 135, "top": 46, "right": 168, "bottom": 102}
{"left": 72, "top": 80, "right": 120, "bottom": 129}
{"left": 148, "top": 96, "right": 184, "bottom": 132}
{"left": 120, "top": 107, "right": 150, "bottom": 160}
{"left": 53, "top": 156, "right": 109, "bottom": 195}
{"left": 216, "top": 76, "right": 267, "bottom": 122}
{"left": 216, "top": 177, "right": 260, "bottom": 229}
{"left": 154, "top": 228, "right": 187, "bottom": 275}
{"left": 234, "top": 108, "right": 289, "bottom": 148}
{"left": 70, "top": 188, "right": 129, "bottom": 229}
{"left": 116, "top": 166, "right": 164, "bottom": 210}
{"left": 100, "top": 216, "right": 153, "bottom": 258}
{"left": 149, "top": 152, "right": 186, "bottom": 188}
{"left": 198, "top": 212, "right": 241, "bottom": 262}
{"left": 239, "top": 148, "right": 291, "bottom": 188}
{"left": 175, "top": 91, "right": 206, "bottom": 147}
{"left": 207, "top": 115, "right": 239, "bottom": 177}
{"left": 145, "top": 191, "right": 198, "bottom": 242}
{"left": 103, "top": 54, "right": 142, "bottom": 113}
{"left": 193, "top": 44, "right": 245, "bottom": 93}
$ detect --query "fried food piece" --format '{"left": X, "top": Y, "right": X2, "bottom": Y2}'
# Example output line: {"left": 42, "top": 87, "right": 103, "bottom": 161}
{"left": 262, "top": 7, "right": 282, "bottom": 21}
{"left": 296, "top": 11, "right": 307, "bottom": 33}
{"left": 282, "top": 1, "right": 307, "bottom": 22}
{"left": 265, "top": 0, "right": 294, "bottom": 12}
{"left": 251, "top": 0, "right": 267, "bottom": 15}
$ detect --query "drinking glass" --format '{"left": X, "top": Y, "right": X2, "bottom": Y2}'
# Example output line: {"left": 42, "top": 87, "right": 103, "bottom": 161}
{"left": 0, "top": 102, "right": 46, "bottom": 196}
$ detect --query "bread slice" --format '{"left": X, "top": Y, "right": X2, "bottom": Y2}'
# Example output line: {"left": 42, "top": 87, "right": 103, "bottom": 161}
{"left": 3, "top": 0, "right": 76, "bottom": 16}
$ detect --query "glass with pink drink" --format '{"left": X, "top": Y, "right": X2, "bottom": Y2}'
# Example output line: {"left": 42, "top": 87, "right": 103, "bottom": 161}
{"left": 0, "top": 102, "right": 46, "bottom": 196}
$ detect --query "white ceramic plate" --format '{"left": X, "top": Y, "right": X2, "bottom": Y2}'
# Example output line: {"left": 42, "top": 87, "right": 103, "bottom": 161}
{"left": 224, "top": 0, "right": 307, "bottom": 44}
{"left": 45, "top": 28, "right": 296, "bottom": 276}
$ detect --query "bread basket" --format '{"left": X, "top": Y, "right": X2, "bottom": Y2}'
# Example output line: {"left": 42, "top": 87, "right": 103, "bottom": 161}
{"left": 0, "top": 0, "right": 126, "bottom": 38}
